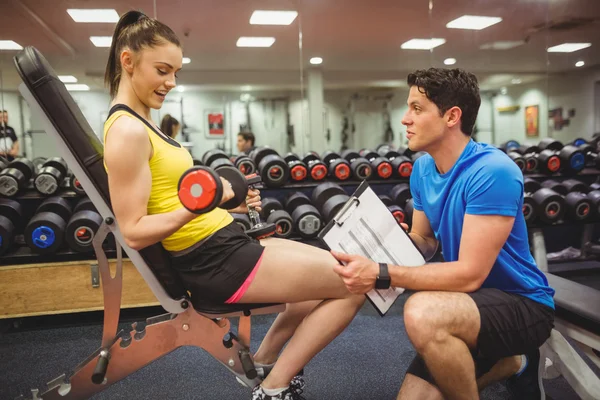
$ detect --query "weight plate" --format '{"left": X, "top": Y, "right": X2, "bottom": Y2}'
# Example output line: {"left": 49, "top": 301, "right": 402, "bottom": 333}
{"left": 34, "top": 168, "right": 61, "bottom": 195}
{"left": 266, "top": 210, "right": 294, "bottom": 238}
{"left": 0, "top": 215, "right": 15, "bottom": 256}
{"left": 8, "top": 158, "right": 34, "bottom": 181}
{"left": 322, "top": 194, "right": 350, "bottom": 222}
{"left": 37, "top": 196, "right": 72, "bottom": 222}
{"left": 231, "top": 213, "right": 251, "bottom": 231}
{"left": 178, "top": 166, "right": 223, "bottom": 214}
{"left": 251, "top": 147, "right": 278, "bottom": 167}
{"left": 292, "top": 204, "right": 321, "bottom": 239}
{"left": 0, "top": 198, "right": 23, "bottom": 229}
{"left": 390, "top": 183, "right": 411, "bottom": 207}
{"left": 202, "top": 149, "right": 229, "bottom": 167}
{"left": 43, "top": 157, "right": 69, "bottom": 177}
{"left": 0, "top": 169, "right": 24, "bottom": 197}
{"left": 259, "top": 154, "right": 289, "bottom": 188}
{"left": 217, "top": 166, "right": 248, "bottom": 210}
{"left": 73, "top": 197, "right": 96, "bottom": 214}
{"left": 285, "top": 192, "right": 311, "bottom": 213}
{"left": 65, "top": 210, "right": 102, "bottom": 252}
{"left": 311, "top": 182, "right": 345, "bottom": 210}
{"left": 261, "top": 197, "right": 284, "bottom": 218}
{"left": 25, "top": 212, "right": 67, "bottom": 254}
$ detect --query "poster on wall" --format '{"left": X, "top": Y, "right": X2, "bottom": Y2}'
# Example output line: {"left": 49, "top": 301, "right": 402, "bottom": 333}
{"left": 525, "top": 105, "right": 539, "bottom": 137}
{"left": 205, "top": 110, "right": 225, "bottom": 137}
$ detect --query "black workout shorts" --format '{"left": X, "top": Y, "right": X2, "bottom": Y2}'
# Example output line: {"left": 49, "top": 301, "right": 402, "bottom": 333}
{"left": 405, "top": 288, "right": 555, "bottom": 383}
{"left": 169, "top": 221, "right": 265, "bottom": 303}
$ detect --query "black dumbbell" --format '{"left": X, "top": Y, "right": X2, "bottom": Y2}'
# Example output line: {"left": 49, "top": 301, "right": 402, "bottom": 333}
{"left": 312, "top": 182, "right": 350, "bottom": 223}
{"left": 65, "top": 197, "right": 103, "bottom": 253}
{"left": 69, "top": 172, "right": 86, "bottom": 196}
{"left": 34, "top": 157, "right": 69, "bottom": 196}
{"left": 559, "top": 179, "right": 593, "bottom": 222}
{"left": 404, "top": 198, "right": 414, "bottom": 228}
{"left": 376, "top": 143, "right": 395, "bottom": 155}
{"left": 378, "top": 195, "right": 393, "bottom": 206}
{"left": 0, "top": 155, "right": 10, "bottom": 171}
{"left": 507, "top": 152, "right": 526, "bottom": 172}
{"left": 540, "top": 180, "right": 567, "bottom": 196}
{"left": 283, "top": 153, "right": 308, "bottom": 183}
{"left": 0, "top": 158, "right": 35, "bottom": 197}
{"left": 0, "top": 198, "right": 23, "bottom": 256}
{"left": 577, "top": 143, "right": 600, "bottom": 169}
{"left": 231, "top": 213, "right": 251, "bottom": 232}
{"left": 340, "top": 150, "right": 372, "bottom": 181}
{"left": 31, "top": 157, "right": 47, "bottom": 174}
{"left": 515, "top": 145, "right": 541, "bottom": 173}
{"left": 25, "top": 196, "right": 73, "bottom": 254}
{"left": 250, "top": 147, "right": 290, "bottom": 188}
{"left": 284, "top": 192, "right": 322, "bottom": 238}
{"left": 378, "top": 150, "right": 413, "bottom": 179}
{"left": 499, "top": 140, "right": 521, "bottom": 153}
{"left": 202, "top": 149, "right": 235, "bottom": 170}
{"left": 538, "top": 138, "right": 585, "bottom": 174}
{"left": 233, "top": 154, "right": 256, "bottom": 175}
{"left": 322, "top": 151, "right": 352, "bottom": 181}
{"left": 586, "top": 190, "right": 600, "bottom": 220}
{"left": 390, "top": 183, "right": 412, "bottom": 209}
{"left": 301, "top": 153, "right": 328, "bottom": 182}
{"left": 260, "top": 198, "right": 294, "bottom": 238}
{"left": 192, "top": 158, "right": 204, "bottom": 166}
{"left": 569, "top": 138, "right": 589, "bottom": 147}
{"left": 359, "top": 150, "right": 393, "bottom": 180}
{"left": 523, "top": 178, "right": 565, "bottom": 224}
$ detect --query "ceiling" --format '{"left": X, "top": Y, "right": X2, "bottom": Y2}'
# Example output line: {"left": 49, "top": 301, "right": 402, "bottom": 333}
{"left": 0, "top": 0, "right": 599, "bottom": 92}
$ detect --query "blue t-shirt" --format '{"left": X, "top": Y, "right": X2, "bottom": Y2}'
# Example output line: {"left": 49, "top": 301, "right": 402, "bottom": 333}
{"left": 410, "top": 139, "right": 555, "bottom": 309}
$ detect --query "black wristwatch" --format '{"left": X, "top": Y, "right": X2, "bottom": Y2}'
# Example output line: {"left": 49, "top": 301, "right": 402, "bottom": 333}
{"left": 375, "top": 263, "right": 391, "bottom": 289}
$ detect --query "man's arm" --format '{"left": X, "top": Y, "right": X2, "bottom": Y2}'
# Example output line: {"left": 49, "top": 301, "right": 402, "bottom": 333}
{"left": 389, "top": 213, "right": 514, "bottom": 292}
{"left": 407, "top": 208, "right": 438, "bottom": 261}
{"left": 9, "top": 139, "right": 19, "bottom": 157}
{"left": 331, "top": 213, "right": 515, "bottom": 294}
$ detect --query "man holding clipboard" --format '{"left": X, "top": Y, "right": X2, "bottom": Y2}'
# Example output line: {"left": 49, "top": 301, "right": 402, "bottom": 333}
{"left": 329, "top": 69, "right": 555, "bottom": 400}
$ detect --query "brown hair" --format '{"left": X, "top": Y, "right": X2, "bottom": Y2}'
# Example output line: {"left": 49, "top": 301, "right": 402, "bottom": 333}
{"left": 160, "top": 114, "right": 180, "bottom": 138}
{"left": 104, "top": 10, "right": 181, "bottom": 98}
{"left": 237, "top": 131, "right": 255, "bottom": 146}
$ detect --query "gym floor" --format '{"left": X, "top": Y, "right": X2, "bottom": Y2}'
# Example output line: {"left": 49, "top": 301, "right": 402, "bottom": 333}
{"left": 1, "top": 293, "right": 596, "bottom": 400}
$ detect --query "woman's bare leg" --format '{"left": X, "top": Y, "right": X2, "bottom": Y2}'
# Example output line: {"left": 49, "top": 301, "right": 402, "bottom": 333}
{"left": 238, "top": 238, "right": 365, "bottom": 389}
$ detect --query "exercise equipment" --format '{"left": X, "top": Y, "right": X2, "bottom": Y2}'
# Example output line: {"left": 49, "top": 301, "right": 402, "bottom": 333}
{"left": 249, "top": 147, "right": 289, "bottom": 188}
{"left": 31, "top": 156, "right": 47, "bottom": 174}
{"left": 359, "top": 150, "right": 393, "bottom": 179}
{"left": 0, "top": 155, "right": 9, "bottom": 171}
{"left": 321, "top": 151, "right": 351, "bottom": 181}
{"left": 260, "top": 198, "right": 294, "bottom": 238}
{"left": 340, "top": 150, "right": 372, "bottom": 181}
{"left": 379, "top": 150, "right": 413, "bottom": 178}
{"left": 231, "top": 212, "right": 251, "bottom": 231}
{"left": 378, "top": 195, "right": 393, "bottom": 206}
{"left": 233, "top": 155, "right": 256, "bottom": 175}
{"left": 24, "top": 196, "right": 73, "bottom": 254}
{"left": 0, "top": 198, "right": 23, "bottom": 256}
{"left": 69, "top": 172, "right": 86, "bottom": 196}
{"left": 577, "top": 143, "right": 600, "bottom": 169}
{"left": 301, "top": 153, "right": 328, "bottom": 181}
{"left": 178, "top": 166, "right": 248, "bottom": 215}
{"left": 515, "top": 145, "right": 540, "bottom": 172}
{"left": 538, "top": 138, "right": 585, "bottom": 174}
{"left": 523, "top": 178, "right": 565, "bottom": 224}
{"left": 34, "top": 157, "right": 69, "bottom": 195}
{"left": 404, "top": 198, "right": 414, "bottom": 227}
{"left": 390, "top": 183, "right": 412, "bottom": 209}
{"left": 561, "top": 179, "right": 593, "bottom": 222}
{"left": 507, "top": 151, "right": 526, "bottom": 172}
{"left": 244, "top": 175, "right": 276, "bottom": 239}
{"left": 0, "top": 157, "right": 34, "bottom": 197}
{"left": 284, "top": 192, "right": 321, "bottom": 238}
{"left": 282, "top": 153, "right": 308, "bottom": 183}
{"left": 312, "top": 182, "right": 350, "bottom": 223}
{"left": 65, "top": 197, "right": 103, "bottom": 252}
{"left": 499, "top": 140, "right": 520, "bottom": 153}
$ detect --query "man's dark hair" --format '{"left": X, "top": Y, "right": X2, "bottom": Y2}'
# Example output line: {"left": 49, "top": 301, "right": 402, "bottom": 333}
{"left": 407, "top": 68, "right": 480, "bottom": 135}
{"left": 238, "top": 131, "right": 255, "bottom": 146}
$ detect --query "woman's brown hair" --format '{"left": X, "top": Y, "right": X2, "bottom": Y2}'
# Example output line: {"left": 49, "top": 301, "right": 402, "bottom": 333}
{"left": 160, "top": 114, "right": 180, "bottom": 138}
{"left": 104, "top": 10, "right": 181, "bottom": 98}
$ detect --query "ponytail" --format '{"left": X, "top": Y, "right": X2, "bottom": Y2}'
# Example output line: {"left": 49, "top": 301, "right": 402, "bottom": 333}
{"left": 104, "top": 10, "right": 180, "bottom": 98}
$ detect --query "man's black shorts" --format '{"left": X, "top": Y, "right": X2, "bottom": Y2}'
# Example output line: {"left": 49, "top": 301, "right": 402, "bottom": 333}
{"left": 405, "top": 288, "right": 555, "bottom": 383}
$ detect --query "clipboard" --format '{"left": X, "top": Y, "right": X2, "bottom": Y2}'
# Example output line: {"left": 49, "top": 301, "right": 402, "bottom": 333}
{"left": 318, "top": 181, "right": 426, "bottom": 316}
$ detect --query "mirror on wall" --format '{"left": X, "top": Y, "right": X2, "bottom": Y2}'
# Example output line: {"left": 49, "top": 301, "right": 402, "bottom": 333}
{"left": 0, "top": 0, "right": 303, "bottom": 160}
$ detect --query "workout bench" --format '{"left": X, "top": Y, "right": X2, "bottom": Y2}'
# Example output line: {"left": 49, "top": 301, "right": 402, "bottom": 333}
{"left": 530, "top": 228, "right": 600, "bottom": 399}
{"left": 13, "top": 47, "right": 284, "bottom": 400}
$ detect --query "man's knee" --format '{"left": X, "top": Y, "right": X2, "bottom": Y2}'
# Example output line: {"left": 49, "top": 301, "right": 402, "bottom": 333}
{"left": 403, "top": 293, "right": 448, "bottom": 352}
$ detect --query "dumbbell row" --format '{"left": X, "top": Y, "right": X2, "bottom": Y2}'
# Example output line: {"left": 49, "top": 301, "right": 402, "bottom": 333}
{"left": 523, "top": 178, "right": 600, "bottom": 225}
{"left": 0, "top": 196, "right": 105, "bottom": 256}
{"left": 199, "top": 147, "right": 425, "bottom": 188}
{"left": 0, "top": 156, "right": 86, "bottom": 198}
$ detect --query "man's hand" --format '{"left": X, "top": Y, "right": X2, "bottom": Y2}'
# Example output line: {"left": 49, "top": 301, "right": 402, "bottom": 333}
{"left": 330, "top": 250, "right": 379, "bottom": 294}
{"left": 400, "top": 222, "right": 408, "bottom": 232}
{"left": 227, "top": 188, "right": 261, "bottom": 214}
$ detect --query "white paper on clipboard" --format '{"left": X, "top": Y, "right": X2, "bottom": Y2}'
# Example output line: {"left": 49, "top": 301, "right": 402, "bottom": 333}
{"left": 319, "top": 181, "right": 426, "bottom": 316}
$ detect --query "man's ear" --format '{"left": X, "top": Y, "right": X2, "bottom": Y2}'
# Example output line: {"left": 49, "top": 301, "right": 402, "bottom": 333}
{"left": 446, "top": 106, "right": 462, "bottom": 129}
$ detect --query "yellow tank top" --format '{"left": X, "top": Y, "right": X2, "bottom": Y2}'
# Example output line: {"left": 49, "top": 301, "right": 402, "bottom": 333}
{"left": 103, "top": 105, "right": 232, "bottom": 251}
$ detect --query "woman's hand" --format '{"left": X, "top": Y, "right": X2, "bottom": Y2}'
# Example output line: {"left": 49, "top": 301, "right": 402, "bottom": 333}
{"left": 227, "top": 188, "right": 261, "bottom": 214}
{"left": 219, "top": 177, "right": 235, "bottom": 205}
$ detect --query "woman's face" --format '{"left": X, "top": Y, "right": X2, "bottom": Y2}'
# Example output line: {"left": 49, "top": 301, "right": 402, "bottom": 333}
{"left": 124, "top": 42, "right": 183, "bottom": 109}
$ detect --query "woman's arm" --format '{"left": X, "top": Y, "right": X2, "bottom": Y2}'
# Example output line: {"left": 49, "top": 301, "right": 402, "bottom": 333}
{"left": 105, "top": 116, "right": 201, "bottom": 250}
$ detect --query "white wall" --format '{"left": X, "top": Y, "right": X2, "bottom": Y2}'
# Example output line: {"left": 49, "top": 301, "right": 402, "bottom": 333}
{"left": 0, "top": 91, "right": 27, "bottom": 155}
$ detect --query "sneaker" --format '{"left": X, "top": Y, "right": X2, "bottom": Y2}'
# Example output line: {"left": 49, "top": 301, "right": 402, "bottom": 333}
{"left": 251, "top": 384, "right": 306, "bottom": 400}
{"left": 238, "top": 363, "right": 306, "bottom": 391}
{"left": 506, "top": 349, "right": 545, "bottom": 399}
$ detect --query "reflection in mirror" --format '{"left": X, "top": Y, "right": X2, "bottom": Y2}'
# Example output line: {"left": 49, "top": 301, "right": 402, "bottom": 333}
{"left": 429, "top": 0, "right": 551, "bottom": 148}
{"left": 0, "top": 0, "right": 303, "bottom": 162}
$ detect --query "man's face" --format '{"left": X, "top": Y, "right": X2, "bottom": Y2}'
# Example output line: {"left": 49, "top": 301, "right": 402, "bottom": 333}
{"left": 401, "top": 86, "right": 447, "bottom": 152}
{"left": 237, "top": 135, "right": 251, "bottom": 153}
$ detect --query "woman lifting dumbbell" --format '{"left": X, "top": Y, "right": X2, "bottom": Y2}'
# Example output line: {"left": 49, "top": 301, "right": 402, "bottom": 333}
{"left": 102, "top": 11, "right": 363, "bottom": 400}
